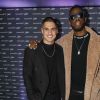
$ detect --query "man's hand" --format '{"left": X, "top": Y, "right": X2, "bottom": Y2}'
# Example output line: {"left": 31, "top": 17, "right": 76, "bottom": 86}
{"left": 28, "top": 39, "right": 39, "bottom": 49}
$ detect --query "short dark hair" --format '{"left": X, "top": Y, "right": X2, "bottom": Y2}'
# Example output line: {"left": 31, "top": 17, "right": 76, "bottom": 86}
{"left": 69, "top": 5, "right": 86, "bottom": 17}
{"left": 41, "top": 17, "right": 58, "bottom": 28}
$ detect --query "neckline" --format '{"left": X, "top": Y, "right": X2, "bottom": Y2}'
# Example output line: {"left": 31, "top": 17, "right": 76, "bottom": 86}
{"left": 41, "top": 40, "right": 55, "bottom": 48}
{"left": 41, "top": 40, "right": 55, "bottom": 57}
{"left": 74, "top": 33, "right": 89, "bottom": 39}
{"left": 42, "top": 44, "right": 55, "bottom": 57}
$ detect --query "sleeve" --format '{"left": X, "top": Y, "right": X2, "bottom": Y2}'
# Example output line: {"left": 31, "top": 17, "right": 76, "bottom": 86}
{"left": 60, "top": 47, "right": 66, "bottom": 100}
{"left": 23, "top": 47, "right": 41, "bottom": 100}
{"left": 57, "top": 46, "right": 66, "bottom": 100}
{"left": 90, "top": 55, "right": 100, "bottom": 100}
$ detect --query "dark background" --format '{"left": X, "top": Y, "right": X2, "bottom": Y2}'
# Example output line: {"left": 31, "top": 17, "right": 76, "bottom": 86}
{"left": 0, "top": 1, "right": 100, "bottom": 100}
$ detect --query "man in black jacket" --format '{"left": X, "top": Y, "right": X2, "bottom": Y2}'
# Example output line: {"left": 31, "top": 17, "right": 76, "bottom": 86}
{"left": 23, "top": 17, "right": 65, "bottom": 100}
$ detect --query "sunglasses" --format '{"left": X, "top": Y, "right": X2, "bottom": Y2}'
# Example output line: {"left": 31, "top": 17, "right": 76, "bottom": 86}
{"left": 69, "top": 12, "right": 84, "bottom": 20}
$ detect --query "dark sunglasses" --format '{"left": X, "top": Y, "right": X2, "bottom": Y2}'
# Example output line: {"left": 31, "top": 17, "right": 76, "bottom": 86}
{"left": 69, "top": 12, "right": 84, "bottom": 20}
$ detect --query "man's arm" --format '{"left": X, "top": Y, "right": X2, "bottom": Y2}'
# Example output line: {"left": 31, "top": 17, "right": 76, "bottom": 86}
{"left": 23, "top": 47, "right": 41, "bottom": 100}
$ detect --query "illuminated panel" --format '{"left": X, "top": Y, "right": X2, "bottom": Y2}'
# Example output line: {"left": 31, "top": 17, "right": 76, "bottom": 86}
{"left": 0, "top": 0, "right": 100, "bottom": 7}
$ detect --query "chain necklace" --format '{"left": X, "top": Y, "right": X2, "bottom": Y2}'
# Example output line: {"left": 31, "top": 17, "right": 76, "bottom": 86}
{"left": 74, "top": 34, "right": 88, "bottom": 55}
{"left": 42, "top": 44, "right": 55, "bottom": 57}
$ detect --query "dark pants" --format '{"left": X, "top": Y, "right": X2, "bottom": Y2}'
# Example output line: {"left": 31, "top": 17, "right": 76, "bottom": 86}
{"left": 44, "top": 92, "right": 61, "bottom": 100}
{"left": 69, "top": 90, "right": 84, "bottom": 100}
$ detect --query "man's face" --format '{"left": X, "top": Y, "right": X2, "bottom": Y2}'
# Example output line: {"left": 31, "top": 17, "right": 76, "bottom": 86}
{"left": 41, "top": 21, "right": 58, "bottom": 44}
{"left": 69, "top": 8, "right": 86, "bottom": 32}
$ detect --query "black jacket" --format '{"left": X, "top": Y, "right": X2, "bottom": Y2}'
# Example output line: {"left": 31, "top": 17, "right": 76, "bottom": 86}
{"left": 23, "top": 42, "right": 65, "bottom": 100}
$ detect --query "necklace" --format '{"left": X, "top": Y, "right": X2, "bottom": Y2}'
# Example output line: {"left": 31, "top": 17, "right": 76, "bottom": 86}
{"left": 74, "top": 33, "right": 89, "bottom": 39}
{"left": 42, "top": 44, "right": 55, "bottom": 57}
{"left": 74, "top": 36, "right": 86, "bottom": 55}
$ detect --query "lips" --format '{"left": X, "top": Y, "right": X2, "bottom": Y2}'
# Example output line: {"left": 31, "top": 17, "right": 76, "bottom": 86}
{"left": 47, "top": 35, "right": 53, "bottom": 38}
{"left": 75, "top": 20, "right": 81, "bottom": 26}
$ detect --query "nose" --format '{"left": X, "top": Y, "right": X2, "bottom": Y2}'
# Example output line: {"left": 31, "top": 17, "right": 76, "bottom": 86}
{"left": 48, "top": 29, "right": 52, "bottom": 34}
{"left": 75, "top": 16, "right": 81, "bottom": 21}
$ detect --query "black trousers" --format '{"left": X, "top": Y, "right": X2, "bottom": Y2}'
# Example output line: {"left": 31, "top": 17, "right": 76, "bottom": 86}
{"left": 69, "top": 90, "right": 84, "bottom": 100}
{"left": 44, "top": 92, "right": 61, "bottom": 100}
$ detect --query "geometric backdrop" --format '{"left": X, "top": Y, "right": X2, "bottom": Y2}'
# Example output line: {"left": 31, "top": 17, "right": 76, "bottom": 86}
{"left": 0, "top": 6, "right": 100, "bottom": 100}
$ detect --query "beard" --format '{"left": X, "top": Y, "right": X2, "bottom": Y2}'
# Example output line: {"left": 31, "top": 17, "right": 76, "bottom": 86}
{"left": 71, "top": 23, "right": 85, "bottom": 32}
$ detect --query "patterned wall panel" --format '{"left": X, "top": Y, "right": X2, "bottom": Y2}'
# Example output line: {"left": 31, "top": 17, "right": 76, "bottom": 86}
{"left": 0, "top": 7, "right": 100, "bottom": 100}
